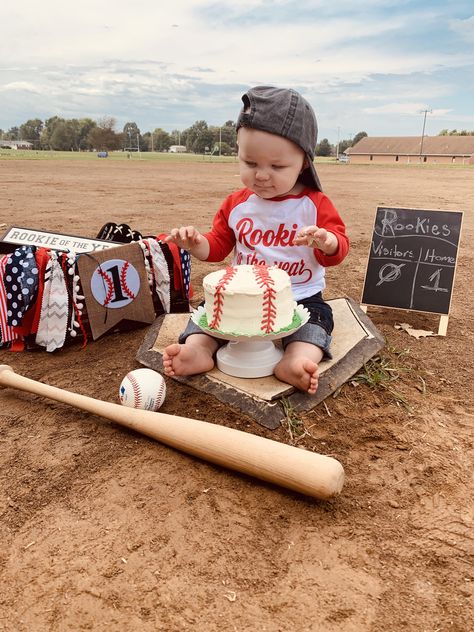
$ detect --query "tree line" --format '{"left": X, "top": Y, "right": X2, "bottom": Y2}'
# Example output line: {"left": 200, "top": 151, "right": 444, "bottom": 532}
{"left": 0, "top": 115, "right": 371, "bottom": 156}
{"left": 0, "top": 117, "right": 237, "bottom": 154}
{"left": 438, "top": 129, "right": 474, "bottom": 136}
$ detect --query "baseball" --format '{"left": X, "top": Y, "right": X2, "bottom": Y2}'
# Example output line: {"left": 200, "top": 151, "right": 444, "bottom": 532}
{"left": 119, "top": 368, "right": 166, "bottom": 411}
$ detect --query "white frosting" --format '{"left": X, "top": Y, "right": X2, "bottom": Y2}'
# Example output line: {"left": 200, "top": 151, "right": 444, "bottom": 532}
{"left": 203, "top": 264, "right": 296, "bottom": 335}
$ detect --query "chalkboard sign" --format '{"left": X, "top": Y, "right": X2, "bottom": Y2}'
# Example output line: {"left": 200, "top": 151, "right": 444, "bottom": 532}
{"left": 362, "top": 207, "right": 463, "bottom": 314}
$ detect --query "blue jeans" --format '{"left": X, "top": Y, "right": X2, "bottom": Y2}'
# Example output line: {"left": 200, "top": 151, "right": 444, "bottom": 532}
{"left": 282, "top": 292, "right": 333, "bottom": 358}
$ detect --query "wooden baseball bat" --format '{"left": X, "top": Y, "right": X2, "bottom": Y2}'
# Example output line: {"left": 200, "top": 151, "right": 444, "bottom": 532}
{"left": 0, "top": 364, "right": 344, "bottom": 500}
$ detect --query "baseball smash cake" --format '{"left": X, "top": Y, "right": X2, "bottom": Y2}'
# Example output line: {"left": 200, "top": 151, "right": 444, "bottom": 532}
{"left": 202, "top": 264, "right": 296, "bottom": 336}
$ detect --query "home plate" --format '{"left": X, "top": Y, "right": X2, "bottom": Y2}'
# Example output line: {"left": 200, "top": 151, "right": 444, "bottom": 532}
{"left": 136, "top": 297, "right": 384, "bottom": 429}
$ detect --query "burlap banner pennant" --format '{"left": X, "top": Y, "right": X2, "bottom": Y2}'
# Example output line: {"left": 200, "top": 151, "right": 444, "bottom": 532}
{"left": 77, "top": 242, "right": 155, "bottom": 340}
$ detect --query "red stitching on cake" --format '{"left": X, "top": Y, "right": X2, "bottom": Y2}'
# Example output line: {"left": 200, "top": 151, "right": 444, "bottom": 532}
{"left": 253, "top": 265, "right": 277, "bottom": 333}
{"left": 209, "top": 266, "right": 237, "bottom": 329}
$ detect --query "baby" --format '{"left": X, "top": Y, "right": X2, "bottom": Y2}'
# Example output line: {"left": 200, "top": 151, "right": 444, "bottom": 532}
{"left": 163, "top": 86, "right": 349, "bottom": 394}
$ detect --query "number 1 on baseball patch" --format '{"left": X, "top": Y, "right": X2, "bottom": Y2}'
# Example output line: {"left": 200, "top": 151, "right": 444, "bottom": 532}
{"left": 91, "top": 259, "right": 139, "bottom": 308}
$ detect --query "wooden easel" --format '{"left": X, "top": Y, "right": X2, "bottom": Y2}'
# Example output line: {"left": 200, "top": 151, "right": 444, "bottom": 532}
{"left": 437, "top": 314, "right": 449, "bottom": 336}
{"left": 359, "top": 206, "right": 463, "bottom": 339}
{"left": 361, "top": 304, "right": 450, "bottom": 336}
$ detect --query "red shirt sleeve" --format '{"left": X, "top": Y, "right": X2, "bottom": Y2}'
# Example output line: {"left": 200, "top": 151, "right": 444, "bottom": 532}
{"left": 309, "top": 191, "right": 349, "bottom": 267}
{"left": 203, "top": 189, "right": 252, "bottom": 262}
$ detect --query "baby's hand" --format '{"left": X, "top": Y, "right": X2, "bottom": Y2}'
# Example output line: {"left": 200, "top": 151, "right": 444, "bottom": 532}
{"left": 165, "top": 226, "right": 203, "bottom": 250}
{"left": 294, "top": 225, "right": 337, "bottom": 254}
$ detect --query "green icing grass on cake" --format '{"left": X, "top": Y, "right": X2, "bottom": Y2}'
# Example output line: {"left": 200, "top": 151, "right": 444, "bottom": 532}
{"left": 198, "top": 310, "right": 302, "bottom": 337}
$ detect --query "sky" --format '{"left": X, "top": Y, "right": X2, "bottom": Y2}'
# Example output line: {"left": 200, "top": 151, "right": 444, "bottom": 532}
{"left": 1, "top": 0, "right": 473, "bottom": 144}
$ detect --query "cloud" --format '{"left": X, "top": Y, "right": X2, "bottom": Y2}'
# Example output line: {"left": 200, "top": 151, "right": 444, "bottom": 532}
{"left": 363, "top": 103, "right": 451, "bottom": 116}
{"left": 0, "top": 81, "right": 38, "bottom": 93}
{"left": 1, "top": 1, "right": 473, "bottom": 139}
{"left": 449, "top": 15, "right": 474, "bottom": 42}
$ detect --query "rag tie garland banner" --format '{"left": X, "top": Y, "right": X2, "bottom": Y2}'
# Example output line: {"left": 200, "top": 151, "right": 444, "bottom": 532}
{"left": 0, "top": 238, "right": 191, "bottom": 351}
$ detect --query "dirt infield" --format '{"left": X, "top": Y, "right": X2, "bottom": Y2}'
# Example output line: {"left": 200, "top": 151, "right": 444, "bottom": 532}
{"left": 1, "top": 159, "right": 473, "bottom": 631}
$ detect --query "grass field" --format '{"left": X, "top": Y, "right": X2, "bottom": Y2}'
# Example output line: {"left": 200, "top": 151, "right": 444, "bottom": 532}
{"left": 0, "top": 149, "right": 338, "bottom": 165}
{"left": 0, "top": 148, "right": 240, "bottom": 162}
{"left": 1, "top": 149, "right": 472, "bottom": 171}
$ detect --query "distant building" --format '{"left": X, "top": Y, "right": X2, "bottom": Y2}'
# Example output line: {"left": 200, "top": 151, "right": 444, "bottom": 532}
{"left": 347, "top": 136, "right": 474, "bottom": 165}
{"left": 336, "top": 153, "right": 350, "bottom": 163}
{"left": 0, "top": 140, "right": 33, "bottom": 150}
{"left": 168, "top": 145, "right": 187, "bottom": 153}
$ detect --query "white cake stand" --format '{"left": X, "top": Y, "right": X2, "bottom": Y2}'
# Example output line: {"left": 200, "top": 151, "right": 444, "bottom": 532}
{"left": 191, "top": 305, "right": 310, "bottom": 378}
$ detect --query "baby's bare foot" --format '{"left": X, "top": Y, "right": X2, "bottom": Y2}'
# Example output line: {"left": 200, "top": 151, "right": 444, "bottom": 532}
{"left": 163, "top": 343, "right": 215, "bottom": 377}
{"left": 274, "top": 356, "right": 319, "bottom": 394}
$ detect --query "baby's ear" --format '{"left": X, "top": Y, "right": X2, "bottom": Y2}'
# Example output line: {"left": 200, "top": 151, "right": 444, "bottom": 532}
{"left": 300, "top": 157, "right": 310, "bottom": 173}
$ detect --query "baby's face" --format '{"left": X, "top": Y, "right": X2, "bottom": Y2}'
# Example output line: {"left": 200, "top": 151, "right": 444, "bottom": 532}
{"left": 237, "top": 127, "right": 306, "bottom": 199}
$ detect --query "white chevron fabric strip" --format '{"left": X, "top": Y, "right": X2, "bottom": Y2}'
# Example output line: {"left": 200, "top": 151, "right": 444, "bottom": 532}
{"left": 35, "top": 258, "right": 52, "bottom": 348}
{"left": 148, "top": 240, "right": 171, "bottom": 313}
{"left": 35, "top": 254, "right": 69, "bottom": 351}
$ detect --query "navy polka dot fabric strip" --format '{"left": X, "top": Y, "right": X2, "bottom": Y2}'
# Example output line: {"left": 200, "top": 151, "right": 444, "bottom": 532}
{"left": 4, "top": 246, "right": 39, "bottom": 327}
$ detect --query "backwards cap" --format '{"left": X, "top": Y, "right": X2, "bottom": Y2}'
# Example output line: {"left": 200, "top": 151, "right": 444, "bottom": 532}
{"left": 236, "top": 86, "right": 322, "bottom": 192}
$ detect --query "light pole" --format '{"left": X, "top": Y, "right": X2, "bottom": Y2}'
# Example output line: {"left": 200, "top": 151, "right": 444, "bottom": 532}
{"left": 419, "top": 108, "right": 432, "bottom": 161}
{"left": 336, "top": 126, "right": 340, "bottom": 159}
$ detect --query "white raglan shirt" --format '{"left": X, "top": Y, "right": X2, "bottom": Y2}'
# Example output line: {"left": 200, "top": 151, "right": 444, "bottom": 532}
{"left": 204, "top": 188, "right": 349, "bottom": 301}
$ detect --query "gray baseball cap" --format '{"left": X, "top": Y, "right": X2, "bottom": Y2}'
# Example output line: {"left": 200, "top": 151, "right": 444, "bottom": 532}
{"left": 236, "top": 86, "right": 322, "bottom": 192}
